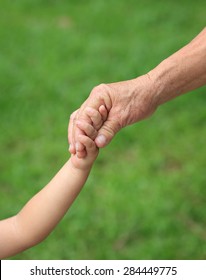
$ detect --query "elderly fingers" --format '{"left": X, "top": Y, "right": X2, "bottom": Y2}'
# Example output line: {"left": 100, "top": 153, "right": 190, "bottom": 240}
{"left": 76, "top": 121, "right": 98, "bottom": 140}
{"left": 84, "top": 107, "right": 102, "bottom": 130}
{"left": 76, "top": 105, "right": 108, "bottom": 140}
{"left": 84, "top": 105, "right": 108, "bottom": 131}
{"left": 99, "top": 105, "right": 108, "bottom": 122}
{"left": 77, "top": 135, "right": 97, "bottom": 154}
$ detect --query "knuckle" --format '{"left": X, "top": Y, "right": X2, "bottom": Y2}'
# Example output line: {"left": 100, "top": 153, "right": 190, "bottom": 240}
{"left": 91, "top": 83, "right": 108, "bottom": 96}
{"left": 89, "top": 84, "right": 112, "bottom": 112}
{"left": 70, "top": 113, "right": 77, "bottom": 121}
{"left": 70, "top": 113, "right": 75, "bottom": 120}
{"left": 70, "top": 109, "right": 79, "bottom": 117}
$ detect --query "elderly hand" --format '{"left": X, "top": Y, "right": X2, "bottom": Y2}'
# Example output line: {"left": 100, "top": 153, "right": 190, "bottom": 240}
{"left": 68, "top": 74, "right": 158, "bottom": 158}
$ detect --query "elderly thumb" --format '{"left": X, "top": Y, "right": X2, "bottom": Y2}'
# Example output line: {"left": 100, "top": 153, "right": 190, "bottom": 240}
{"left": 95, "top": 119, "right": 119, "bottom": 148}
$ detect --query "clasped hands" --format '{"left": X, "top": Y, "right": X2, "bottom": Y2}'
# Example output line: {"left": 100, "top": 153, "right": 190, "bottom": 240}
{"left": 68, "top": 76, "right": 157, "bottom": 157}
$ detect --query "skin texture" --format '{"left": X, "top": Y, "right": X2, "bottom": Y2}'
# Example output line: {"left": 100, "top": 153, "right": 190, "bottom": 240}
{"left": 69, "top": 27, "right": 206, "bottom": 158}
{"left": 0, "top": 106, "right": 107, "bottom": 259}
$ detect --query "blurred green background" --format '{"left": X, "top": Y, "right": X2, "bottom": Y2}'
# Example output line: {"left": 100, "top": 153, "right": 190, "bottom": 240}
{"left": 0, "top": 0, "right": 206, "bottom": 260}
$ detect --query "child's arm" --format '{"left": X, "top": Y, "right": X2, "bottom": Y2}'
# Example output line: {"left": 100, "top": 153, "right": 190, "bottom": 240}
{"left": 0, "top": 138, "right": 95, "bottom": 259}
{"left": 0, "top": 107, "right": 107, "bottom": 259}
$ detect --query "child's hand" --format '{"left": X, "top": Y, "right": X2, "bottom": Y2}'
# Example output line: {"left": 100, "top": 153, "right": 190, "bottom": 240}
{"left": 70, "top": 105, "right": 108, "bottom": 170}
{"left": 70, "top": 135, "right": 98, "bottom": 170}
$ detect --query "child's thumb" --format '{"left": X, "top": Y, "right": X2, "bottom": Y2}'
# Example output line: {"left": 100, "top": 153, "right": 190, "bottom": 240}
{"left": 95, "top": 119, "right": 120, "bottom": 148}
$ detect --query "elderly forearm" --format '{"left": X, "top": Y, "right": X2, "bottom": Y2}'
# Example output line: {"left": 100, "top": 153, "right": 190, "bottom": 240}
{"left": 148, "top": 27, "right": 206, "bottom": 105}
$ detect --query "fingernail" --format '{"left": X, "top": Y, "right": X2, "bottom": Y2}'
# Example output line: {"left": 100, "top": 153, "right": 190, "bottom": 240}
{"left": 96, "top": 135, "right": 106, "bottom": 146}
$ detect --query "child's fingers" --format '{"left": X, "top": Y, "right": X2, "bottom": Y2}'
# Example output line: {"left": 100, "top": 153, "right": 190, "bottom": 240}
{"left": 68, "top": 110, "right": 78, "bottom": 154}
{"left": 99, "top": 105, "right": 108, "bottom": 122}
{"left": 77, "top": 135, "right": 97, "bottom": 153}
{"left": 76, "top": 121, "right": 98, "bottom": 140}
{"left": 84, "top": 107, "right": 103, "bottom": 131}
{"left": 76, "top": 148, "right": 87, "bottom": 158}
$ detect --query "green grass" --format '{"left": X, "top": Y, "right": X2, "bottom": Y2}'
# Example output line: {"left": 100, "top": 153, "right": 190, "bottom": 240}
{"left": 0, "top": 0, "right": 206, "bottom": 259}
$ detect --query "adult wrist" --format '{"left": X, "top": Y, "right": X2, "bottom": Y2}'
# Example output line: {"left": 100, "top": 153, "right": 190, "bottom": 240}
{"left": 147, "top": 58, "right": 176, "bottom": 107}
{"left": 132, "top": 73, "right": 160, "bottom": 115}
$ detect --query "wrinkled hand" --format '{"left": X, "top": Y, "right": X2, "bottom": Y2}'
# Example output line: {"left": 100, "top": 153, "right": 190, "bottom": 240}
{"left": 68, "top": 74, "right": 158, "bottom": 158}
